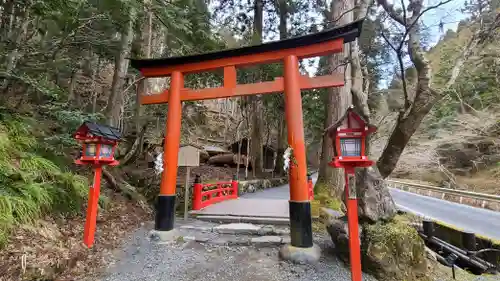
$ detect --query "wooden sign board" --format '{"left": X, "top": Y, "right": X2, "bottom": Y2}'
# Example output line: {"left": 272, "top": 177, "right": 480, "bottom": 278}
{"left": 178, "top": 145, "right": 200, "bottom": 167}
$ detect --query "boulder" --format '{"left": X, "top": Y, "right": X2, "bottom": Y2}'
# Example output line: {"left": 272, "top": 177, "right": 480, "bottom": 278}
{"left": 355, "top": 167, "right": 397, "bottom": 223}
{"left": 326, "top": 216, "right": 361, "bottom": 262}
{"left": 326, "top": 217, "right": 429, "bottom": 281}
{"left": 362, "top": 221, "right": 429, "bottom": 281}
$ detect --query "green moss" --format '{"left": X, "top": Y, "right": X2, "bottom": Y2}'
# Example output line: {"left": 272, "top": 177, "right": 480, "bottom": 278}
{"left": 314, "top": 193, "right": 342, "bottom": 211}
{"left": 363, "top": 219, "right": 428, "bottom": 281}
{"left": 313, "top": 181, "right": 330, "bottom": 195}
{"left": 175, "top": 235, "right": 185, "bottom": 243}
{"left": 312, "top": 220, "right": 326, "bottom": 233}
{"left": 435, "top": 220, "right": 500, "bottom": 247}
{"left": 431, "top": 260, "right": 500, "bottom": 281}
{"left": 311, "top": 182, "right": 342, "bottom": 233}
{"left": 312, "top": 181, "right": 342, "bottom": 211}
{"left": 365, "top": 220, "right": 423, "bottom": 258}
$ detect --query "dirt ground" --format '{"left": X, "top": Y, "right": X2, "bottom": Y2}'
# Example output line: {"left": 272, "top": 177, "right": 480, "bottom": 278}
{"left": 89, "top": 223, "right": 378, "bottom": 281}
{"left": 0, "top": 194, "right": 150, "bottom": 281}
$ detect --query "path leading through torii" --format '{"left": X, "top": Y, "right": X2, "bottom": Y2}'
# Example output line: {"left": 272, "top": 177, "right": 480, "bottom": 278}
{"left": 190, "top": 174, "right": 319, "bottom": 221}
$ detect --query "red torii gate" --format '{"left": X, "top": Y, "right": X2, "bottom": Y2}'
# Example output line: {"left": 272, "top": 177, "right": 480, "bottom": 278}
{"left": 130, "top": 19, "right": 363, "bottom": 251}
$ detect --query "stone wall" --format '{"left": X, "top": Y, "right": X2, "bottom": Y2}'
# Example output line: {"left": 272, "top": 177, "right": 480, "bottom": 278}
{"left": 428, "top": 222, "right": 500, "bottom": 265}
{"left": 237, "top": 177, "right": 288, "bottom": 195}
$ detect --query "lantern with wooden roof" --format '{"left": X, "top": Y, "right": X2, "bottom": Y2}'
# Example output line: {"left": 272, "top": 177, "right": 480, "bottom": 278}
{"left": 73, "top": 122, "right": 122, "bottom": 166}
{"left": 325, "top": 105, "right": 376, "bottom": 168}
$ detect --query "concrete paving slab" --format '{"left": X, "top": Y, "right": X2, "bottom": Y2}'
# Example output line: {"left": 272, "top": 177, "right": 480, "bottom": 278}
{"left": 213, "top": 223, "right": 261, "bottom": 234}
{"left": 191, "top": 174, "right": 319, "bottom": 222}
{"left": 196, "top": 198, "right": 289, "bottom": 218}
{"left": 250, "top": 236, "right": 283, "bottom": 246}
{"left": 196, "top": 215, "right": 290, "bottom": 225}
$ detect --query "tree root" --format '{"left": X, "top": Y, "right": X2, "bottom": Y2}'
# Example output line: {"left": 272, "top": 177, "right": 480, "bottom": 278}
{"left": 102, "top": 167, "right": 151, "bottom": 213}
{"left": 119, "top": 123, "right": 148, "bottom": 166}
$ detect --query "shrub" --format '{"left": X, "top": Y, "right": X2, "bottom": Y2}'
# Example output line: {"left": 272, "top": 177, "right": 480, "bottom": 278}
{"left": 0, "top": 115, "right": 88, "bottom": 247}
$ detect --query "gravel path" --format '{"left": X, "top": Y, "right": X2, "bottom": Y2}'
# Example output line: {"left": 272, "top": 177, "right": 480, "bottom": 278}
{"left": 98, "top": 222, "right": 377, "bottom": 281}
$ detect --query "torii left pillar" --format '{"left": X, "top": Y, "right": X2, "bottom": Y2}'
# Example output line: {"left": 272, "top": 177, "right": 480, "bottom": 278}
{"left": 156, "top": 71, "right": 183, "bottom": 231}
{"left": 278, "top": 55, "right": 320, "bottom": 262}
{"left": 284, "top": 55, "right": 313, "bottom": 247}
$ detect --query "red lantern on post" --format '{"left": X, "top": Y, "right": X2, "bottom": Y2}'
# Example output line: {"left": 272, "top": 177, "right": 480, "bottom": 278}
{"left": 73, "top": 122, "right": 121, "bottom": 248}
{"left": 325, "top": 105, "right": 376, "bottom": 281}
{"left": 327, "top": 105, "right": 376, "bottom": 169}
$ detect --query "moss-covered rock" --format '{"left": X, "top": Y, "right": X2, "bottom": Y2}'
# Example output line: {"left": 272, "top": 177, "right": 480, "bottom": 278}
{"left": 362, "top": 220, "right": 429, "bottom": 281}
{"left": 326, "top": 215, "right": 429, "bottom": 281}
{"left": 311, "top": 181, "right": 342, "bottom": 225}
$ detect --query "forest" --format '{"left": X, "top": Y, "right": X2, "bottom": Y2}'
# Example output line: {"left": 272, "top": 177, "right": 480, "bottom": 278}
{"left": 0, "top": 0, "right": 499, "bottom": 280}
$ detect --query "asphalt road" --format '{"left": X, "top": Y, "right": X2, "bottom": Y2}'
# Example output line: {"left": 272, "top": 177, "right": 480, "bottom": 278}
{"left": 242, "top": 173, "right": 500, "bottom": 240}
{"left": 390, "top": 188, "right": 500, "bottom": 241}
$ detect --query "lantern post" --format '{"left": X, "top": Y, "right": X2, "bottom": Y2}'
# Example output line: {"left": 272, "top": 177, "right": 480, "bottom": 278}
{"left": 326, "top": 105, "right": 376, "bottom": 281}
{"left": 73, "top": 122, "right": 121, "bottom": 248}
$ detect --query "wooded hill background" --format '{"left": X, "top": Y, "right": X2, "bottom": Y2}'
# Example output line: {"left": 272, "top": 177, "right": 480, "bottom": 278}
{"left": 0, "top": 0, "right": 499, "bottom": 279}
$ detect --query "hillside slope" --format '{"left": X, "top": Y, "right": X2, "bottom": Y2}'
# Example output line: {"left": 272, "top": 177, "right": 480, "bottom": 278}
{"left": 380, "top": 21, "right": 500, "bottom": 194}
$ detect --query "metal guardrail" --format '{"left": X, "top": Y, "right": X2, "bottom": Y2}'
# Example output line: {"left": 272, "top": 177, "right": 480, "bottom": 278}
{"left": 386, "top": 179, "right": 500, "bottom": 203}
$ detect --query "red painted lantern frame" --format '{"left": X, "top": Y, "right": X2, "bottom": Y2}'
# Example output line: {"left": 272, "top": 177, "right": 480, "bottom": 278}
{"left": 326, "top": 106, "right": 376, "bottom": 168}
{"left": 73, "top": 122, "right": 121, "bottom": 166}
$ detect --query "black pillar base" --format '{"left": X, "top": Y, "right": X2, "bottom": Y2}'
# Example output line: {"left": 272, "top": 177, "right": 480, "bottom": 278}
{"left": 289, "top": 200, "right": 313, "bottom": 248}
{"left": 155, "top": 195, "right": 176, "bottom": 231}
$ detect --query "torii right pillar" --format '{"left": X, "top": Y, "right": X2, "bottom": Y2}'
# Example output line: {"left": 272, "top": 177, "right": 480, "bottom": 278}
{"left": 280, "top": 55, "right": 320, "bottom": 262}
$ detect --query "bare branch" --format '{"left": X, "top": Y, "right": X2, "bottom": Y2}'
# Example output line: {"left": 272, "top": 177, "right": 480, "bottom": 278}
{"left": 327, "top": 6, "right": 359, "bottom": 27}
{"left": 123, "top": 77, "right": 145, "bottom": 95}
{"left": 329, "top": 60, "right": 349, "bottom": 73}
{"left": 399, "top": 0, "right": 407, "bottom": 25}
{"left": 407, "top": 0, "right": 454, "bottom": 32}
{"left": 380, "top": 31, "right": 410, "bottom": 108}
{"left": 379, "top": 31, "right": 397, "bottom": 52}
{"left": 397, "top": 54, "right": 410, "bottom": 108}
{"left": 376, "top": 0, "right": 405, "bottom": 25}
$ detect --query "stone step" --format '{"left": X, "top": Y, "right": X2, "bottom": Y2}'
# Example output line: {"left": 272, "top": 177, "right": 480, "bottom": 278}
{"left": 180, "top": 234, "right": 290, "bottom": 247}
{"left": 180, "top": 222, "right": 290, "bottom": 236}
{"left": 194, "top": 215, "right": 290, "bottom": 225}
{"left": 150, "top": 227, "right": 291, "bottom": 248}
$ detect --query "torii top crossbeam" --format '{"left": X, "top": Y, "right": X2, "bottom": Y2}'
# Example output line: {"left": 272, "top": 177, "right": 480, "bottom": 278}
{"left": 130, "top": 19, "right": 364, "bottom": 105}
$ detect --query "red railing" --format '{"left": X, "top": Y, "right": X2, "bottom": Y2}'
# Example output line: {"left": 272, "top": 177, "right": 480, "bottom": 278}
{"left": 308, "top": 174, "right": 314, "bottom": 200}
{"left": 192, "top": 177, "right": 238, "bottom": 210}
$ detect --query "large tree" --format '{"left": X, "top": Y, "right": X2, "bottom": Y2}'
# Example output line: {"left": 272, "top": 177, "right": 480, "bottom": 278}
{"left": 315, "top": 0, "right": 354, "bottom": 197}
{"left": 375, "top": 0, "right": 500, "bottom": 178}
{"left": 349, "top": 0, "right": 500, "bottom": 222}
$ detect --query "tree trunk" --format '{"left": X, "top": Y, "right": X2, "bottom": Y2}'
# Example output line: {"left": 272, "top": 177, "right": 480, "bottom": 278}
{"left": 337, "top": 0, "right": 397, "bottom": 222}
{"left": 134, "top": 4, "right": 153, "bottom": 156}
{"left": 1, "top": 6, "right": 29, "bottom": 90}
{"left": 91, "top": 56, "right": 100, "bottom": 114}
{"left": 273, "top": 0, "right": 288, "bottom": 176}
{"left": 249, "top": 0, "right": 264, "bottom": 175}
{"left": 135, "top": 3, "right": 152, "bottom": 133}
{"left": 208, "top": 153, "right": 247, "bottom": 166}
{"left": 316, "top": 0, "right": 352, "bottom": 197}
{"left": 275, "top": 114, "right": 286, "bottom": 175}
{"left": 0, "top": 0, "right": 15, "bottom": 35}
{"left": 67, "top": 70, "right": 79, "bottom": 106}
{"left": 374, "top": 0, "right": 493, "bottom": 179}
{"left": 105, "top": 7, "right": 135, "bottom": 127}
